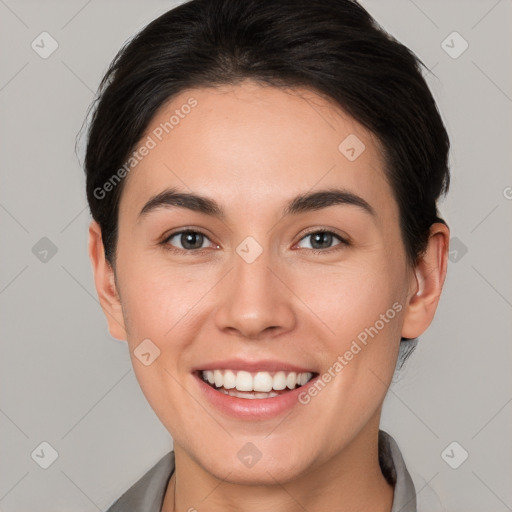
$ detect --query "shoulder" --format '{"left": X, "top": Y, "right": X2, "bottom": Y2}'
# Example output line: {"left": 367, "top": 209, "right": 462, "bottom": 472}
{"left": 379, "top": 430, "right": 417, "bottom": 512}
{"left": 105, "top": 451, "right": 175, "bottom": 512}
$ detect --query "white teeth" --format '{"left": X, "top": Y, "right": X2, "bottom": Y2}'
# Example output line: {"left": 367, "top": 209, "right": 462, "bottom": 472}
{"left": 253, "top": 372, "right": 273, "bottom": 392}
{"left": 235, "top": 371, "right": 253, "bottom": 391}
{"left": 298, "top": 373, "right": 309, "bottom": 386}
{"left": 286, "top": 372, "right": 297, "bottom": 390}
{"left": 214, "top": 369, "right": 223, "bottom": 388}
{"left": 272, "top": 371, "right": 287, "bottom": 390}
{"left": 223, "top": 370, "right": 236, "bottom": 389}
{"left": 201, "top": 369, "right": 314, "bottom": 393}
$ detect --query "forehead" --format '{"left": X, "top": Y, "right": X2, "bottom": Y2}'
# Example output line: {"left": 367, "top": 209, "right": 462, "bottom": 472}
{"left": 119, "top": 80, "right": 397, "bottom": 225}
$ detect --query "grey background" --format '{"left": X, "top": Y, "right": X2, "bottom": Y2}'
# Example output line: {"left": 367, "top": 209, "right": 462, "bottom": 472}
{"left": 0, "top": 0, "right": 511, "bottom": 510}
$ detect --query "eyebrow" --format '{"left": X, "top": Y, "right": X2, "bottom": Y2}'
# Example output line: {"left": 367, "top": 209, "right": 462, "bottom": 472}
{"left": 138, "top": 187, "right": 376, "bottom": 220}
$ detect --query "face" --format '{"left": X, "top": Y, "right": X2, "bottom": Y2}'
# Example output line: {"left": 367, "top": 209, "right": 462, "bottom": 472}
{"left": 102, "top": 80, "right": 420, "bottom": 484}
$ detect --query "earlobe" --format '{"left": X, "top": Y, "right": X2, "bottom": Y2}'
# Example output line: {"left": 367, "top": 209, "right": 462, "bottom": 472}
{"left": 88, "top": 220, "right": 127, "bottom": 341}
{"left": 401, "top": 222, "right": 450, "bottom": 339}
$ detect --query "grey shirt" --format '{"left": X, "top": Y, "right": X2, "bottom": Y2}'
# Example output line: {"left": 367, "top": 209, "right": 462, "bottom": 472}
{"left": 106, "top": 430, "right": 416, "bottom": 511}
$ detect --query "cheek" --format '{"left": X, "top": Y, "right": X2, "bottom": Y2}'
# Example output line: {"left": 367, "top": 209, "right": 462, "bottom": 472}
{"left": 293, "top": 260, "right": 405, "bottom": 402}
{"left": 293, "top": 261, "right": 403, "bottom": 340}
{"left": 117, "top": 257, "right": 205, "bottom": 340}
{"left": 116, "top": 260, "right": 206, "bottom": 432}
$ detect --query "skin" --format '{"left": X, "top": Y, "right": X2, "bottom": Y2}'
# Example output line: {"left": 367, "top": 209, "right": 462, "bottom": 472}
{"left": 89, "top": 80, "right": 449, "bottom": 512}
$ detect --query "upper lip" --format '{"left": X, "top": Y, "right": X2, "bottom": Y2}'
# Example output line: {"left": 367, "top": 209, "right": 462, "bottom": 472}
{"left": 192, "top": 358, "right": 317, "bottom": 374}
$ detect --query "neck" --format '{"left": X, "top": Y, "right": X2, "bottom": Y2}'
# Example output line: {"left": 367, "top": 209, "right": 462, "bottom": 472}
{"left": 162, "top": 421, "right": 394, "bottom": 512}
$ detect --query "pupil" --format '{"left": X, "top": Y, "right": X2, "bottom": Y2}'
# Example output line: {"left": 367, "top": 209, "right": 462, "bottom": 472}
{"left": 312, "top": 232, "right": 332, "bottom": 249}
{"left": 182, "top": 232, "right": 203, "bottom": 249}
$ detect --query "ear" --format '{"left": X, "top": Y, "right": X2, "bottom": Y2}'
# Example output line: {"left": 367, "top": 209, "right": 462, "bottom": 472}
{"left": 88, "top": 220, "right": 127, "bottom": 341}
{"left": 401, "top": 222, "right": 450, "bottom": 339}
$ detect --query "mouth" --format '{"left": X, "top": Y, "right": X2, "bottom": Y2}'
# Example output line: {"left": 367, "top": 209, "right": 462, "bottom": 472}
{"left": 198, "top": 369, "right": 318, "bottom": 400}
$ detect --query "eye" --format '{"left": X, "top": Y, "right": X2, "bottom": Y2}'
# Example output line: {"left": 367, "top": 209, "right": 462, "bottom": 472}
{"left": 161, "top": 228, "right": 348, "bottom": 255}
{"left": 163, "top": 230, "right": 215, "bottom": 252}
{"left": 296, "top": 229, "right": 348, "bottom": 253}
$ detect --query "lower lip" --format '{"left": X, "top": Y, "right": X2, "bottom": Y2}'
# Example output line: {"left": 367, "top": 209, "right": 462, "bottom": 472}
{"left": 194, "top": 373, "right": 319, "bottom": 420}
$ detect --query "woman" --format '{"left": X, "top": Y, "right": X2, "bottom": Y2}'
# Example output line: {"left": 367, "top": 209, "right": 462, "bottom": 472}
{"left": 85, "top": 0, "right": 450, "bottom": 510}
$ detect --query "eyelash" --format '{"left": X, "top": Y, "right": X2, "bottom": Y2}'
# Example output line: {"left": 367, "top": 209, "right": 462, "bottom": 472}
{"left": 161, "top": 228, "right": 349, "bottom": 256}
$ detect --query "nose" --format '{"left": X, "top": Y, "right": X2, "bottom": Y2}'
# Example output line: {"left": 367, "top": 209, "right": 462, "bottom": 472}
{"left": 214, "top": 248, "right": 297, "bottom": 340}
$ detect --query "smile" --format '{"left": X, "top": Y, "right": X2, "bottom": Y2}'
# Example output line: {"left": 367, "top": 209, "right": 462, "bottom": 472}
{"left": 200, "top": 369, "right": 316, "bottom": 399}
